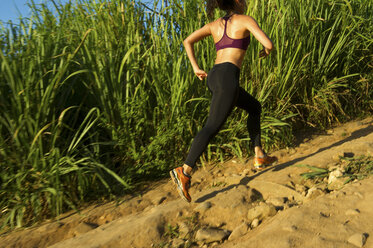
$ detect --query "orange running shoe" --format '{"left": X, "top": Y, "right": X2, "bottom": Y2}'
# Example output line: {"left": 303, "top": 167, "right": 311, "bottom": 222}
{"left": 170, "top": 167, "right": 192, "bottom": 203}
{"left": 253, "top": 154, "right": 278, "bottom": 170}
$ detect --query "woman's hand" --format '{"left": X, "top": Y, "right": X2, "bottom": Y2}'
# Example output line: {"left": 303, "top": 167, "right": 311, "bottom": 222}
{"left": 194, "top": 69, "right": 208, "bottom": 80}
{"left": 259, "top": 48, "right": 270, "bottom": 58}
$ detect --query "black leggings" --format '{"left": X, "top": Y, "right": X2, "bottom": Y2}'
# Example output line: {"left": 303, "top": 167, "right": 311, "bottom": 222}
{"left": 184, "top": 62, "right": 262, "bottom": 168}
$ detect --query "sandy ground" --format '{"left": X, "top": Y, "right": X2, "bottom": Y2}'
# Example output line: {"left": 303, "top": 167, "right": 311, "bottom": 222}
{"left": 1, "top": 116, "right": 372, "bottom": 248}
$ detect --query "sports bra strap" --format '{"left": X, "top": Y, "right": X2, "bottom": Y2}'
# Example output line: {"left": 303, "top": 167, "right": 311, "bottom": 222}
{"left": 215, "top": 15, "right": 250, "bottom": 51}
{"left": 223, "top": 15, "right": 231, "bottom": 32}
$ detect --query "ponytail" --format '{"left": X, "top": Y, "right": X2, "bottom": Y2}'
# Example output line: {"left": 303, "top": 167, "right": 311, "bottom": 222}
{"left": 206, "top": 0, "right": 246, "bottom": 19}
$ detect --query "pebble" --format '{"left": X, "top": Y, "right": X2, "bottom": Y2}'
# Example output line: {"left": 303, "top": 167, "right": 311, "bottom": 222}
{"left": 266, "top": 197, "right": 287, "bottom": 207}
{"left": 247, "top": 203, "right": 277, "bottom": 221}
{"left": 73, "top": 222, "right": 98, "bottom": 236}
{"left": 306, "top": 187, "right": 324, "bottom": 200}
{"left": 241, "top": 169, "right": 251, "bottom": 176}
{"left": 228, "top": 222, "right": 249, "bottom": 240}
{"left": 225, "top": 174, "right": 245, "bottom": 185}
{"left": 171, "top": 238, "right": 185, "bottom": 248}
{"left": 195, "top": 227, "right": 230, "bottom": 243}
{"left": 345, "top": 209, "right": 360, "bottom": 216}
{"left": 347, "top": 233, "right": 367, "bottom": 247}
{"left": 251, "top": 218, "right": 260, "bottom": 228}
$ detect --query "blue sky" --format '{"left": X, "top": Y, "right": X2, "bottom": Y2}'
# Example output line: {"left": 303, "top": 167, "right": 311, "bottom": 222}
{"left": 0, "top": 0, "right": 69, "bottom": 23}
{"left": 0, "top": 0, "right": 156, "bottom": 23}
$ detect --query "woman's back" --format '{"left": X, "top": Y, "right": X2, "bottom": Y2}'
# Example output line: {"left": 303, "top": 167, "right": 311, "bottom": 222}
{"left": 209, "top": 14, "right": 270, "bottom": 68}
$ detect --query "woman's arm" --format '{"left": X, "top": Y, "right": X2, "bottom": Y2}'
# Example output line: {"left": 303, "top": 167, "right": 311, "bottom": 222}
{"left": 183, "top": 23, "right": 212, "bottom": 80}
{"left": 243, "top": 16, "right": 273, "bottom": 58}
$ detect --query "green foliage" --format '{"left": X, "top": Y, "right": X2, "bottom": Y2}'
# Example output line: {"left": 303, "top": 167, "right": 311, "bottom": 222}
{"left": 0, "top": 0, "right": 372, "bottom": 229}
{"left": 294, "top": 164, "right": 329, "bottom": 179}
{"left": 342, "top": 155, "right": 373, "bottom": 183}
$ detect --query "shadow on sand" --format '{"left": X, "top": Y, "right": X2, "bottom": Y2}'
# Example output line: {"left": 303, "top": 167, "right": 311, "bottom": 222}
{"left": 195, "top": 122, "right": 372, "bottom": 203}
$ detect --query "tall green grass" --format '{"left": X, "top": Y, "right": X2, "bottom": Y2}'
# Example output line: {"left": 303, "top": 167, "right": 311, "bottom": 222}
{"left": 0, "top": 0, "right": 371, "bottom": 229}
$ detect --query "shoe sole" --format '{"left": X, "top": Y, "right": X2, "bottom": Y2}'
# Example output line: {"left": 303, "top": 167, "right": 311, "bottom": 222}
{"left": 254, "top": 160, "right": 278, "bottom": 170}
{"left": 170, "top": 170, "right": 191, "bottom": 203}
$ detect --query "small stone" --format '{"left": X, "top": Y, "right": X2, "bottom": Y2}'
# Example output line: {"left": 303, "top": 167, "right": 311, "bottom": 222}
{"left": 228, "top": 222, "right": 249, "bottom": 240}
{"left": 73, "top": 222, "right": 98, "bottom": 236}
{"left": 345, "top": 209, "right": 360, "bottom": 216}
{"left": 328, "top": 169, "right": 343, "bottom": 184}
{"left": 328, "top": 169, "right": 345, "bottom": 190}
{"left": 347, "top": 233, "right": 367, "bottom": 247}
{"left": 282, "top": 225, "right": 298, "bottom": 232}
{"left": 241, "top": 169, "right": 251, "bottom": 176}
{"left": 195, "top": 227, "right": 230, "bottom": 243}
{"left": 178, "top": 222, "right": 190, "bottom": 239}
{"left": 305, "top": 187, "right": 324, "bottom": 200}
{"left": 247, "top": 203, "right": 277, "bottom": 221}
{"left": 225, "top": 174, "right": 244, "bottom": 185}
{"left": 251, "top": 218, "right": 260, "bottom": 228}
{"left": 194, "top": 201, "right": 212, "bottom": 213}
{"left": 171, "top": 238, "right": 185, "bottom": 248}
{"left": 266, "top": 197, "right": 286, "bottom": 207}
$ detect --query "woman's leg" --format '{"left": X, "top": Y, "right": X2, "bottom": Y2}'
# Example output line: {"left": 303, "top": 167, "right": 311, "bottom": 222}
{"left": 235, "top": 87, "right": 263, "bottom": 153}
{"left": 235, "top": 87, "right": 277, "bottom": 167}
{"left": 184, "top": 63, "right": 240, "bottom": 170}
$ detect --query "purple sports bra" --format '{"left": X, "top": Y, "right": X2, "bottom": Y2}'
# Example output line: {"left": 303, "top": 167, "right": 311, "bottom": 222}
{"left": 215, "top": 16, "right": 250, "bottom": 51}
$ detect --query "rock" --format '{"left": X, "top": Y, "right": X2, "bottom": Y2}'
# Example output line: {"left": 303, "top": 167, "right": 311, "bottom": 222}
{"left": 305, "top": 187, "right": 325, "bottom": 200}
{"left": 228, "top": 222, "right": 249, "bottom": 240}
{"left": 247, "top": 203, "right": 277, "bottom": 222}
{"left": 195, "top": 227, "right": 230, "bottom": 243}
{"left": 178, "top": 222, "right": 190, "bottom": 239}
{"left": 72, "top": 222, "right": 98, "bottom": 236}
{"left": 251, "top": 218, "right": 260, "bottom": 228}
{"left": 241, "top": 169, "right": 251, "bottom": 176}
{"left": 328, "top": 169, "right": 345, "bottom": 190}
{"left": 347, "top": 233, "right": 367, "bottom": 247}
{"left": 194, "top": 201, "right": 212, "bottom": 213}
{"left": 345, "top": 209, "right": 360, "bottom": 216}
{"left": 248, "top": 180, "right": 304, "bottom": 202}
{"left": 171, "top": 238, "right": 185, "bottom": 248}
{"left": 211, "top": 185, "right": 253, "bottom": 209}
{"left": 225, "top": 174, "right": 245, "bottom": 185}
{"left": 266, "top": 197, "right": 287, "bottom": 207}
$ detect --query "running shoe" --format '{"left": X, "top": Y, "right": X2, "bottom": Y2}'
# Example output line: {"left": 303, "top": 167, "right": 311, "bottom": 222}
{"left": 170, "top": 167, "right": 192, "bottom": 203}
{"left": 253, "top": 154, "right": 278, "bottom": 170}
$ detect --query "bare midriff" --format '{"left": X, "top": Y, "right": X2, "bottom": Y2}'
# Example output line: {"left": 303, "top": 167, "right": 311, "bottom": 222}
{"left": 214, "top": 48, "right": 246, "bottom": 69}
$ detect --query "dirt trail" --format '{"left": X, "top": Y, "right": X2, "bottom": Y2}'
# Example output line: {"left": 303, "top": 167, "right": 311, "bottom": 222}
{"left": 1, "top": 117, "right": 372, "bottom": 248}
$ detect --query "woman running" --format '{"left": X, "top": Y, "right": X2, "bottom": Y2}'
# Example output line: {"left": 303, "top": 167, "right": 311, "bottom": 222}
{"left": 170, "top": 0, "right": 277, "bottom": 202}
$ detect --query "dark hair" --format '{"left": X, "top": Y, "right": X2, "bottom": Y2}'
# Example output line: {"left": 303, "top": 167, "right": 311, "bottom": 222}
{"left": 206, "top": 0, "right": 247, "bottom": 19}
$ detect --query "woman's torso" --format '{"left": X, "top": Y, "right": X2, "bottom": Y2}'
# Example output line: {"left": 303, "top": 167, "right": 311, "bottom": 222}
{"left": 210, "top": 14, "right": 250, "bottom": 68}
